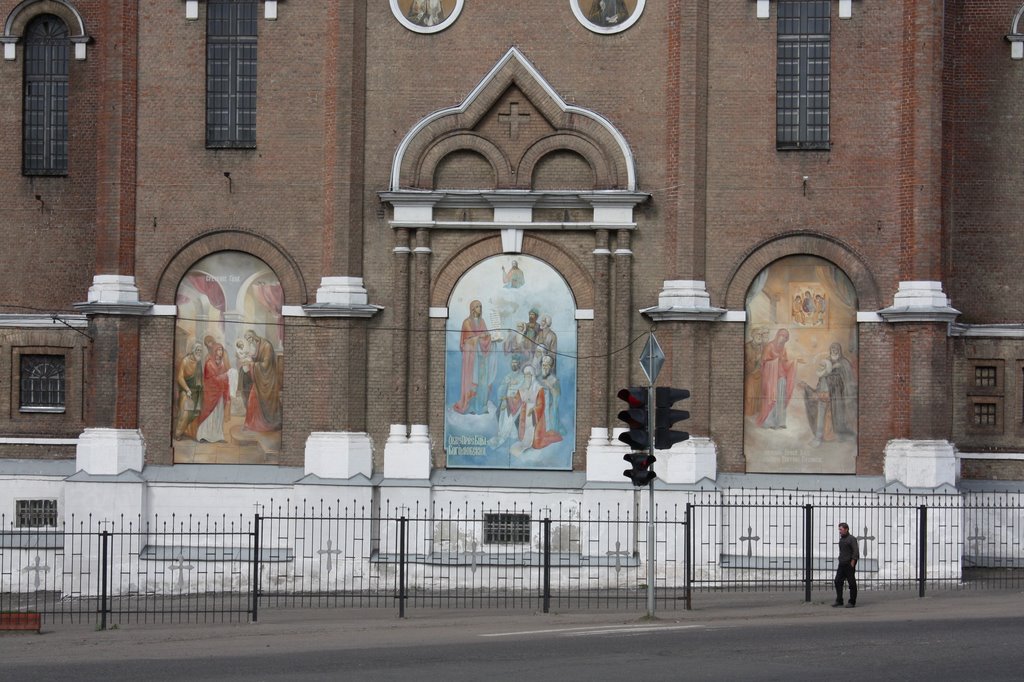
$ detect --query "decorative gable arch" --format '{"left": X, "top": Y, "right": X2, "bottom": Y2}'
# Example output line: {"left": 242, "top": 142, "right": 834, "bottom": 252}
{"left": 390, "top": 47, "right": 636, "bottom": 192}
{"left": 381, "top": 47, "right": 647, "bottom": 239}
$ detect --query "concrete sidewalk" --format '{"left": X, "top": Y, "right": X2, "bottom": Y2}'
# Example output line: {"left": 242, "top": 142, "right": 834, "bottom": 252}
{"left": 2, "top": 588, "right": 1022, "bottom": 665}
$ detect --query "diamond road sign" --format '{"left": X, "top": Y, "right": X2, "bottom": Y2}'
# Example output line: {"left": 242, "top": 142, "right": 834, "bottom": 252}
{"left": 640, "top": 333, "right": 665, "bottom": 385}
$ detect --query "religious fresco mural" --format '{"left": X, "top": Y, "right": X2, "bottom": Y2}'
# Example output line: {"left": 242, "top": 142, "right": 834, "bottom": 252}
{"left": 744, "top": 256, "right": 858, "bottom": 474}
{"left": 445, "top": 255, "right": 577, "bottom": 470}
{"left": 173, "top": 252, "right": 283, "bottom": 464}
{"left": 390, "top": 0, "right": 464, "bottom": 34}
{"left": 571, "top": 0, "right": 645, "bottom": 34}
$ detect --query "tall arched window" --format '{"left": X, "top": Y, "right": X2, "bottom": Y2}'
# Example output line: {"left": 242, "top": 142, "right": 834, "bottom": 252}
{"left": 206, "top": 0, "right": 258, "bottom": 148}
{"left": 23, "top": 14, "right": 69, "bottom": 175}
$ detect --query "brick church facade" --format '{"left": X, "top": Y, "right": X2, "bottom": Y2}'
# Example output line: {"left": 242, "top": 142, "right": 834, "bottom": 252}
{"left": 1, "top": 1, "right": 1023, "bottom": 523}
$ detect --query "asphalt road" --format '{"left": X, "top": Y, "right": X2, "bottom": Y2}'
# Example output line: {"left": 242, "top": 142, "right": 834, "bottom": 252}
{"left": 3, "top": 590, "right": 1023, "bottom": 681}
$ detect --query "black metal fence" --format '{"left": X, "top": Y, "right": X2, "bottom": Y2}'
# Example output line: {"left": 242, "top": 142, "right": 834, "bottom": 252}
{"left": 2, "top": 491, "right": 1022, "bottom": 627}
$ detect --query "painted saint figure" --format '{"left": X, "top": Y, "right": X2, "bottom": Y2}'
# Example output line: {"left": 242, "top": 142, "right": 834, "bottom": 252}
{"left": 826, "top": 342, "right": 856, "bottom": 438}
{"left": 453, "top": 300, "right": 495, "bottom": 415}
{"left": 757, "top": 329, "right": 800, "bottom": 429}
{"left": 586, "top": 0, "right": 629, "bottom": 26}
{"left": 192, "top": 336, "right": 232, "bottom": 443}
{"left": 800, "top": 359, "right": 835, "bottom": 446}
{"left": 407, "top": 0, "right": 446, "bottom": 27}
{"left": 510, "top": 366, "right": 562, "bottom": 456}
{"left": 174, "top": 341, "right": 204, "bottom": 440}
{"left": 492, "top": 356, "right": 525, "bottom": 446}
{"left": 538, "top": 354, "right": 561, "bottom": 434}
{"left": 242, "top": 329, "right": 282, "bottom": 432}
{"left": 502, "top": 260, "right": 525, "bottom": 288}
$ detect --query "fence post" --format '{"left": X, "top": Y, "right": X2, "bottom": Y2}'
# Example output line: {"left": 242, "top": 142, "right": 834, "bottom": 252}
{"left": 804, "top": 504, "right": 813, "bottom": 602}
{"left": 100, "top": 530, "right": 109, "bottom": 631}
{"left": 918, "top": 505, "right": 927, "bottom": 598}
{"left": 399, "top": 516, "right": 407, "bottom": 618}
{"left": 542, "top": 517, "right": 551, "bottom": 613}
{"left": 249, "top": 509, "right": 260, "bottom": 622}
{"left": 685, "top": 503, "right": 692, "bottom": 611}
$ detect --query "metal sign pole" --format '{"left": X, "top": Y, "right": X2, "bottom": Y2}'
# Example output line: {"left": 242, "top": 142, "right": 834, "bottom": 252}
{"left": 639, "top": 332, "right": 663, "bottom": 619}
{"left": 646, "top": 381, "right": 656, "bottom": 619}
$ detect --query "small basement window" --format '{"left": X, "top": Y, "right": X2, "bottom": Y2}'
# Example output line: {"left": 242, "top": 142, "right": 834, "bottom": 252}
{"left": 16, "top": 499, "right": 58, "bottom": 528}
{"left": 483, "top": 513, "right": 530, "bottom": 545}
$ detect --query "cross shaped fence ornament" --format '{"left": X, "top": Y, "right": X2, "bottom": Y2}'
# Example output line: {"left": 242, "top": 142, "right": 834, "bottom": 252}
{"left": 740, "top": 526, "right": 761, "bottom": 557}
{"left": 317, "top": 540, "right": 343, "bottom": 573}
{"left": 22, "top": 554, "right": 51, "bottom": 590}
{"left": 860, "top": 526, "right": 876, "bottom": 558}
{"left": 169, "top": 552, "right": 195, "bottom": 591}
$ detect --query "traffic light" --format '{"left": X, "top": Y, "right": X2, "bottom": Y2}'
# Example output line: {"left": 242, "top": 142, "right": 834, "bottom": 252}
{"left": 654, "top": 387, "right": 690, "bottom": 450}
{"left": 616, "top": 387, "right": 651, "bottom": 452}
{"left": 623, "top": 452, "right": 657, "bottom": 487}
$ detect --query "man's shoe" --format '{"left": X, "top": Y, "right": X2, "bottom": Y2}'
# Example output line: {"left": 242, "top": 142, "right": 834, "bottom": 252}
{"left": 831, "top": 602, "right": 844, "bottom": 607}
{"left": 845, "top": 603, "right": 856, "bottom": 608}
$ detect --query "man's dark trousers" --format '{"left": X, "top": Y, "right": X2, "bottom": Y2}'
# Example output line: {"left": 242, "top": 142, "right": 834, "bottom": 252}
{"left": 835, "top": 562, "right": 856, "bottom": 605}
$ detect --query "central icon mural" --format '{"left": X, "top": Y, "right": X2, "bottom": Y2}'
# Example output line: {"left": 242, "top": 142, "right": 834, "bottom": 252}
{"left": 173, "top": 252, "right": 283, "bottom": 465}
{"left": 445, "top": 255, "right": 576, "bottom": 470}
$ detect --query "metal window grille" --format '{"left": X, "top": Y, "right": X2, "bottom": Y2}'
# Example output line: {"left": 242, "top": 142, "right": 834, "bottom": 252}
{"left": 206, "top": 0, "right": 258, "bottom": 148}
{"left": 23, "top": 15, "right": 69, "bottom": 175}
{"left": 777, "top": 0, "right": 830, "bottom": 150}
{"left": 973, "top": 402, "right": 997, "bottom": 427}
{"left": 20, "top": 354, "right": 66, "bottom": 411}
{"left": 483, "top": 513, "right": 531, "bottom": 545}
{"left": 975, "top": 366, "right": 997, "bottom": 388}
{"left": 16, "top": 499, "right": 58, "bottom": 528}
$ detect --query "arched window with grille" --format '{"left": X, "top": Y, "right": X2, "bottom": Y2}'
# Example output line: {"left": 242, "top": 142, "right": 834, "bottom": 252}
{"left": 23, "top": 14, "right": 69, "bottom": 175}
{"left": 20, "top": 354, "right": 66, "bottom": 412}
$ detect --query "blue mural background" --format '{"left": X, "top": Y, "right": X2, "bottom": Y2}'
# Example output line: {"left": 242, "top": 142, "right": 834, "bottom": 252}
{"left": 445, "top": 255, "right": 576, "bottom": 470}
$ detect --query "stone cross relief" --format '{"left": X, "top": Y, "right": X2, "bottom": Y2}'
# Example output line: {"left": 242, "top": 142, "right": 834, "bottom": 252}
{"left": 740, "top": 526, "right": 761, "bottom": 557}
{"left": 859, "top": 526, "right": 876, "bottom": 558}
{"left": 169, "top": 551, "right": 195, "bottom": 591}
{"left": 22, "top": 554, "right": 51, "bottom": 590}
{"left": 498, "top": 102, "right": 530, "bottom": 140}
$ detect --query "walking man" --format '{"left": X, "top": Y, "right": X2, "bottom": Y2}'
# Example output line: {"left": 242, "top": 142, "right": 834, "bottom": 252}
{"left": 833, "top": 522, "right": 859, "bottom": 608}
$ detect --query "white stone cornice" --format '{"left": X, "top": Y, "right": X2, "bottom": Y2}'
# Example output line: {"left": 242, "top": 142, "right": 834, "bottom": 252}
{"left": 0, "top": 313, "right": 87, "bottom": 328}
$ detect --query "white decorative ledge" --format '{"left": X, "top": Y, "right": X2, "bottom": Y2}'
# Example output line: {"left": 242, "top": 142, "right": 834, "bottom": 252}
{"left": 303, "top": 276, "right": 383, "bottom": 318}
{"left": 878, "top": 281, "right": 960, "bottom": 323}
{"left": 641, "top": 280, "right": 726, "bottom": 322}
{"left": 73, "top": 275, "right": 152, "bottom": 315}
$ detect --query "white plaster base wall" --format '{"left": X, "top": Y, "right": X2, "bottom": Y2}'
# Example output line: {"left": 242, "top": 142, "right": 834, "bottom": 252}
{"left": 884, "top": 439, "right": 959, "bottom": 489}
{"left": 660, "top": 437, "right": 717, "bottom": 484}
{"left": 304, "top": 432, "right": 372, "bottom": 480}
{"left": 76, "top": 428, "right": 145, "bottom": 475}
{"left": 383, "top": 424, "right": 432, "bottom": 480}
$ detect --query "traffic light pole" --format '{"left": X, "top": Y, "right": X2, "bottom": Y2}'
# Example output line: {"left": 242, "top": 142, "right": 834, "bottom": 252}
{"left": 645, "top": 385, "right": 655, "bottom": 619}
